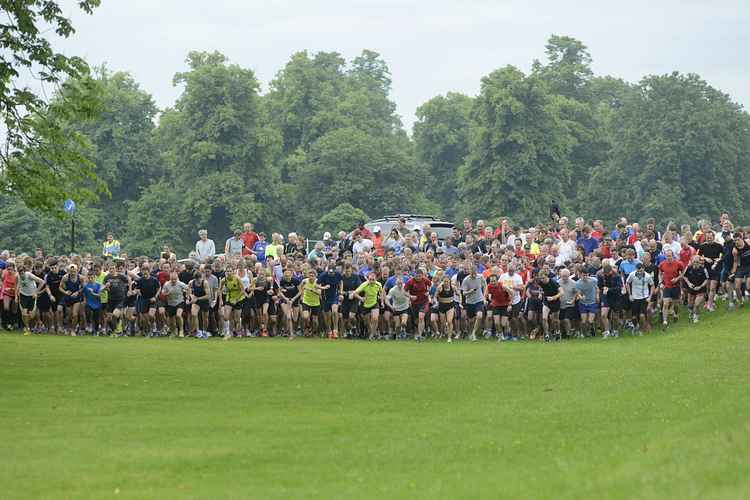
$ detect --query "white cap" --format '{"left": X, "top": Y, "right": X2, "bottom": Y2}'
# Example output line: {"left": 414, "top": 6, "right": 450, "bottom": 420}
{"left": 373, "top": 226, "right": 382, "bottom": 233}
{"left": 323, "top": 232, "right": 331, "bottom": 240}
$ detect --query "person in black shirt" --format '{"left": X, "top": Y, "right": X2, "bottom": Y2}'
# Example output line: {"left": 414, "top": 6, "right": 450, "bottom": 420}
{"left": 104, "top": 261, "right": 131, "bottom": 335}
{"left": 539, "top": 271, "right": 561, "bottom": 341}
{"left": 278, "top": 268, "right": 301, "bottom": 337}
{"left": 698, "top": 230, "right": 723, "bottom": 311}
{"left": 683, "top": 256, "right": 708, "bottom": 323}
{"left": 135, "top": 262, "right": 160, "bottom": 335}
{"left": 44, "top": 260, "right": 65, "bottom": 333}
{"left": 340, "top": 265, "right": 362, "bottom": 337}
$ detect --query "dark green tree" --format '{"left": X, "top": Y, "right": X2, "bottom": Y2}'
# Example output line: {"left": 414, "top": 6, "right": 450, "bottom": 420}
{"left": 413, "top": 92, "right": 473, "bottom": 219}
{"left": 585, "top": 72, "right": 750, "bottom": 224}
{"left": 458, "top": 66, "right": 575, "bottom": 224}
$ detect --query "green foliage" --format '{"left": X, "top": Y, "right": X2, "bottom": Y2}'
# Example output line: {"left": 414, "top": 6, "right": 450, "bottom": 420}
{"left": 297, "top": 127, "right": 421, "bottom": 229}
{"left": 584, "top": 72, "right": 750, "bottom": 224}
{"left": 124, "top": 182, "right": 186, "bottom": 257}
{"left": 0, "top": 0, "right": 105, "bottom": 214}
{"left": 458, "top": 66, "right": 575, "bottom": 224}
{"left": 0, "top": 194, "right": 100, "bottom": 255}
{"left": 313, "top": 203, "right": 369, "bottom": 238}
{"left": 414, "top": 92, "right": 473, "bottom": 219}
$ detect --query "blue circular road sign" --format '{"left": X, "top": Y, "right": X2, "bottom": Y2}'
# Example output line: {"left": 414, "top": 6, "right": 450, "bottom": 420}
{"left": 63, "top": 199, "right": 76, "bottom": 215}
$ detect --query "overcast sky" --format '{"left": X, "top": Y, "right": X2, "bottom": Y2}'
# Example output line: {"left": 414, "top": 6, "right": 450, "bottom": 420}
{"left": 55, "top": 0, "right": 750, "bottom": 130}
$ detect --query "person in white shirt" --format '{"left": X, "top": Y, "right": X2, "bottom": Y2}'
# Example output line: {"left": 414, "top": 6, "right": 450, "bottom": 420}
{"left": 352, "top": 232, "right": 373, "bottom": 255}
{"left": 499, "top": 264, "right": 525, "bottom": 335}
{"left": 626, "top": 263, "right": 654, "bottom": 333}
{"left": 195, "top": 229, "right": 216, "bottom": 261}
{"left": 557, "top": 228, "right": 578, "bottom": 263}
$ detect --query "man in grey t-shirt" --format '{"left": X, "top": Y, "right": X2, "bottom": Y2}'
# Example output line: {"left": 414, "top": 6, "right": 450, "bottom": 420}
{"left": 558, "top": 269, "right": 578, "bottom": 336}
{"left": 461, "top": 267, "right": 486, "bottom": 341}
{"left": 225, "top": 229, "right": 244, "bottom": 256}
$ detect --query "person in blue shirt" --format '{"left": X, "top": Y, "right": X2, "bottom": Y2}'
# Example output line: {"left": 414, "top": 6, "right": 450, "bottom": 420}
{"left": 252, "top": 232, "right": 269, "bottom": 263}
{"left": 577, "top": 226, "right": 599, "bottom": 256}
{"left": 82, "top": 273, "right": 102, "bottom": 335}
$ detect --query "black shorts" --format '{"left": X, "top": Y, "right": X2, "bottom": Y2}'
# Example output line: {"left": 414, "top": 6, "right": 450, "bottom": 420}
{"left": 543, "top": 299, "right": 560, "bottom": 313}
{"left": 361, "top": 303, "right": 378, "bottom": 315}
{"left": 37, "top": 293, "right": 51, "bottom": 312}
{"left": 392, "top": 308, "right": 409, "bottom": 317}
{"left": 510, "top": 302, "right": 523, "bottom": 318}
{"left": 559, "top": 306, "right": 578, "bottom": 321}
{"left": 492, "top": 305, "right": 510, "bottom": 317}
{"left": 19, "top": 294, "right": 36, "bottom": 311}
{"left": 165, "top": 303, "right": 184, "bottom": 317}
{"left": 465, "top": 302, "right": 485, "bottom": 319}
{"left": 193, "top": 299, "right": 210, "bottom": 312}
{"left": 438, "top": 302, "right": 453, "bottom": 314}
{"left": 631, "top": 298, "right": 648, "bottom": 316}
{"left": 706, "top": 266, "right": 721, "bottom": 282}
{"left": 341, "top": 300, "right": 357, "bottom": 318}
{"left": 735, "top": 267, "right": 750, "bottom": 280}
{"left": 125, "top": 295, "right": 137, "bottom": 308}
{"left": 136, "top": 297, "right": 154, "bottom": 314}
{"left": 226, "top": 299, "right": 244, "bottom": 311}
{"left": 302, "top": 303, "right": 320, "bottom": 316}
{"left": 663, "top": 287, "right": 681, "bottom": 300}
{"left": 602, "top": 293, "right": 623, "bottom": 312}
{"left": 107, "top": 299, "right": 126, "bottom": 313}
{"left": 525, "top": 298, "right": 543, "bottom": 314}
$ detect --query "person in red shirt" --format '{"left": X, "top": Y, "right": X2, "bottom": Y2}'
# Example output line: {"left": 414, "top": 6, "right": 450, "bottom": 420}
{"left": 356, "top": 221, "right": 374, "bottom": 241}
{"left": 658, "top": 248, "right": 685, "bottom": 328}
{"left": 678, "top": 238, "right": 696, "bottom": 268}
{"left": 240, "top": 222, "right": 258, "bottom": 256}
{"left": 627, "top": 223, "right": 641, "bottom": 246}
{"left": 404, "top": 268, "right": 431, "bottom": 340}
{"left": 485, "top": 274, "right": 513, "bottom": 339}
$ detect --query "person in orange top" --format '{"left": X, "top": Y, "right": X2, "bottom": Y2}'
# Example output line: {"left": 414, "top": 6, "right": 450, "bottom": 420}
{"left": 371, "top": 226, "right": 384, "bottom": 258}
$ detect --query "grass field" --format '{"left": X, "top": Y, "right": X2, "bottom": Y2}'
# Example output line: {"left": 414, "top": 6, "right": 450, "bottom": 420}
{"left": 2, "top": 308, "right": 750, "bottom": 500}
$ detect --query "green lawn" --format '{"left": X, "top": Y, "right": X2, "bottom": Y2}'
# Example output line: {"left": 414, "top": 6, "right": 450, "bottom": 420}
{"left": 2, "top": 308, "right": 749, "bottom": 500}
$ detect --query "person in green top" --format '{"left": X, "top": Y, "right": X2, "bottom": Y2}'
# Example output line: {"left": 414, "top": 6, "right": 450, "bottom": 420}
{"left": 220, "top": 266, "right": 245, "bottom": 340}
{"left": 299, "top": 269, "right": 324, "bottom": 336}
{"left": 355, "top": 271, "right": 385, "bottom": 340}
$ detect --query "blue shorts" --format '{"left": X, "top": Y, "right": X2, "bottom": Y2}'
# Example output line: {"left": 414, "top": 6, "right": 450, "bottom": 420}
{"left": 322, "top": 298, "right": 339, "bottom": 312}
{"left": 578, "top": 302, "right": 598, "bottom": 315}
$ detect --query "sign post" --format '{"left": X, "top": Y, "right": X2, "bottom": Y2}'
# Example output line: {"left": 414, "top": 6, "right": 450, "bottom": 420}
{"left": 64, "top": 199, "right": 76, "bottom": 254}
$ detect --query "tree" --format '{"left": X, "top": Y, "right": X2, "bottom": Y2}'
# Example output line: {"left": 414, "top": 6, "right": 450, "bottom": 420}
{"left": 585, "top": 72, "right": 750, "bottom": 224}
{"left": 458, "top": 66, "right": 575, "bottom": 224}
{"left": 0, "top": 193, "right": 100, "bottom": 255}
{"left": 297, "top": 127, "right": 424, "bottom": 230}
{"left": 1, "top": 1, "right": 106, "bottom": 213}
{"left": 72, "top": 67, "right": 161, "bottom": 236}
{"left": 150, "top": 51, "right": 282, "bottom": 242}
{"left": 313, "top": 203, "right": 369, "bottom": 237}
{"left": 413, "top": 92, "right": 473, "bottom": 219}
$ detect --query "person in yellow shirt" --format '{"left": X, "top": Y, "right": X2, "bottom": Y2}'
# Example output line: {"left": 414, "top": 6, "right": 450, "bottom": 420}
{"left": 299, "top": 269, "right": 324, "bottom": 336}
{"left": 355, "top": 271, "right": 385, "bottom": 340}
{"left": 102, "top": 233, "right": 121, "bottom": 257}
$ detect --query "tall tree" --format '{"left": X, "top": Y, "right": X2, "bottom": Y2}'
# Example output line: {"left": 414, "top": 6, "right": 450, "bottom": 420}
{"left": 146, "top": 51, "right": 282, "bottom": 248}
{"left": 458, "top": 66, "right": 575, "bottom": 224}
{"left": 0, "top": 0, "right": 106, "bottom": 213}
{"left": 72, "top": 67, "right": 161, "bottom": 236}
{"left": 585, "top": 72, "right": 750, "bottom": 224}
{"left": 413, "top": 92, "right": 473, "bottom": 219}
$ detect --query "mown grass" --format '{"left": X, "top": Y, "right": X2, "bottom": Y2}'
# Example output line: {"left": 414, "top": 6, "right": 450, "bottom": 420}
{"left": 2, "top": 307, "right": 749, "bottom": 499}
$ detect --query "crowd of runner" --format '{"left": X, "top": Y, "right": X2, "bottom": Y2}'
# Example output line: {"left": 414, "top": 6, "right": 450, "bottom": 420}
{"left": 1, "top": 213, "right": 749, "bottom": 342}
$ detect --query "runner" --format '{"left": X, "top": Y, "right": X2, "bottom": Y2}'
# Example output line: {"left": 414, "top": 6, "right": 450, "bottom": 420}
{"left": 461, "top": 265, "right": 487, "bottom": 342}
{"left": 405, "top": 268, "right": 431, "bottom": 341}
{"left": 486, "top": 274, "right": 513, "bottom": 342}
{"left": 354, "top": 271, "right": 385, "bottom": 341}
{"left": 278, "top": 267, "right": 301, "bottom": 339}
{"left": 16, "top": 259, "right": 45, "bottom": 335}
{"left": 683, "top": 255, "right": 708, "bottom": 323}
{"left": 538, "top": 270, "right": 561, "bottom": 341}
{"left": 626, "top": 263, "right": 654, "bottom": 334}
{"left": 658, "top": 248, "right": 685, "bottom": 329}
{"left": 300, "top": 269, "right": 323, "bottom": 337}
